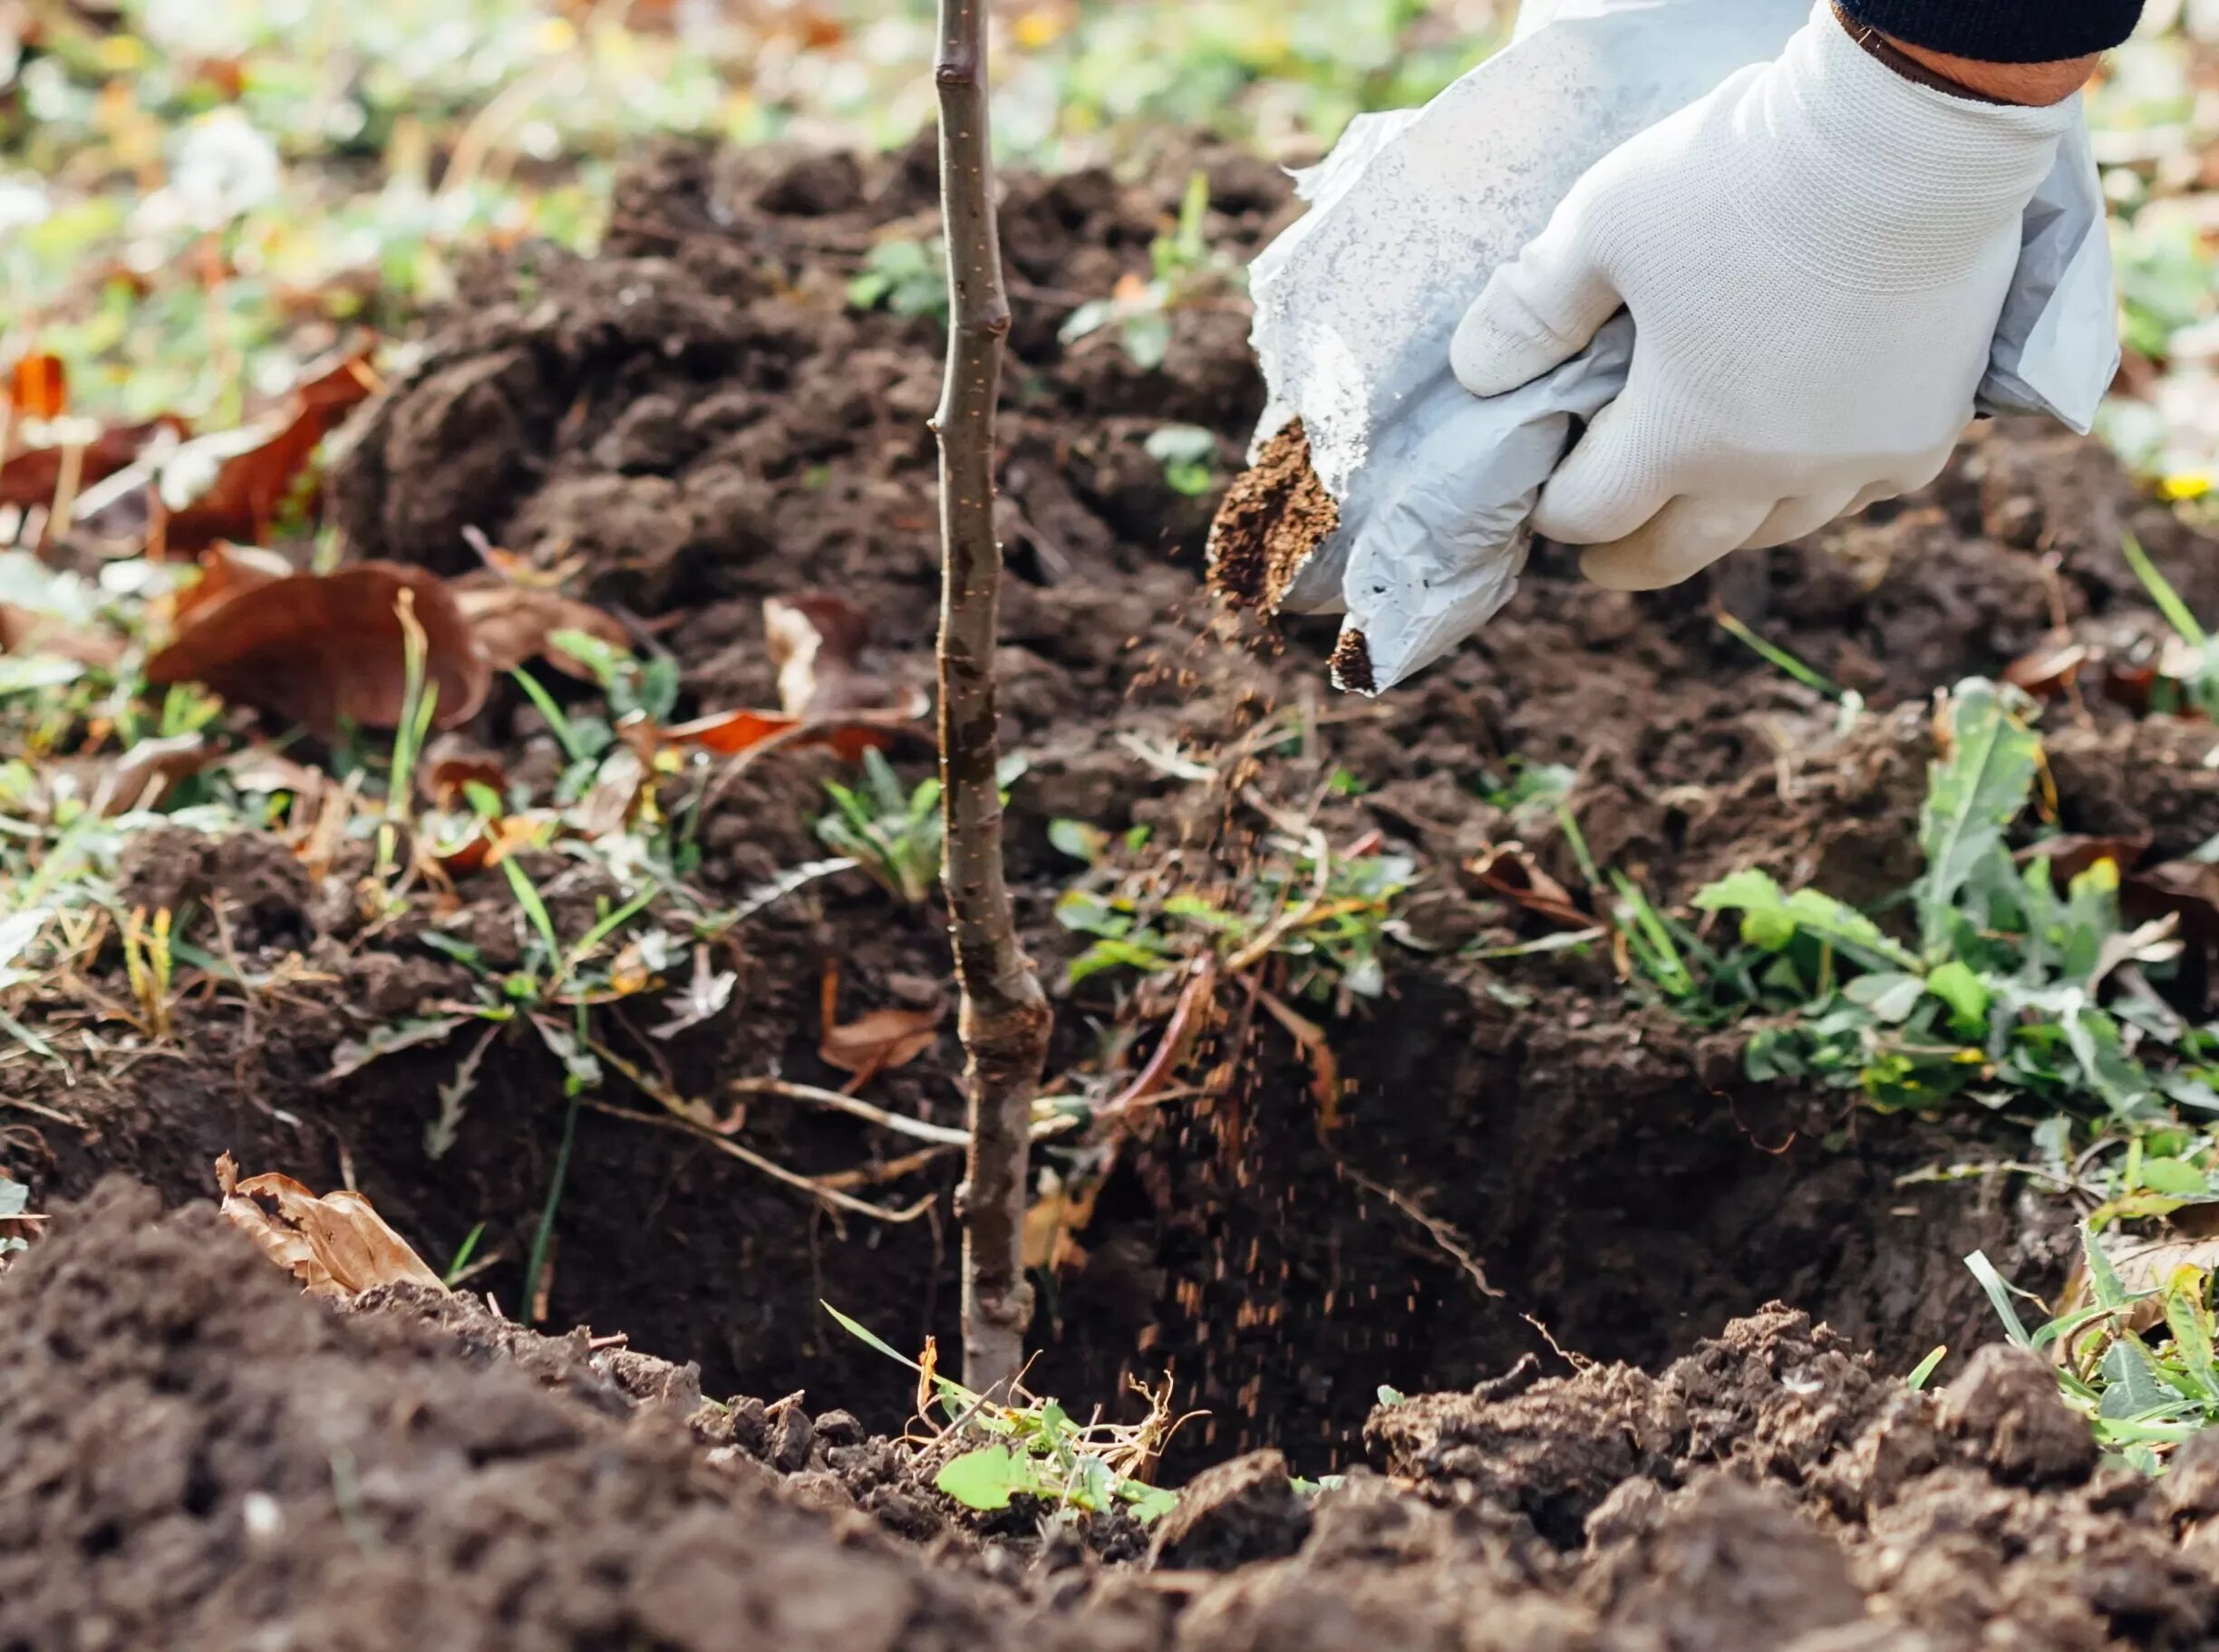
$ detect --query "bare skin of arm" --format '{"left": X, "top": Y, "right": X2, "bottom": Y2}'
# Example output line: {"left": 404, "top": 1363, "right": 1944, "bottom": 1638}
{"left": 1889, "top": 40, "right": 2101, "bottom": 104}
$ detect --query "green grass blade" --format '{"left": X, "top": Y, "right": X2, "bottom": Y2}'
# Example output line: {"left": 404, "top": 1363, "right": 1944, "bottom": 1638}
{"left": 1964, "top": 1249, "right": 2035, "bottom": 1348}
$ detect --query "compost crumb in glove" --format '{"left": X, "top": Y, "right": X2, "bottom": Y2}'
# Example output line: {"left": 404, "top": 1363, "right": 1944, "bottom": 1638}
{"left": 1451, "top": 3, "right": 2078, "bottom": 592}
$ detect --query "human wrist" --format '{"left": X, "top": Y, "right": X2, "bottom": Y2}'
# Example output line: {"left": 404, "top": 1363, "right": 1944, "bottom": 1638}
{"left": 1832, "top": 5, "right": 2098, "bottom": 106}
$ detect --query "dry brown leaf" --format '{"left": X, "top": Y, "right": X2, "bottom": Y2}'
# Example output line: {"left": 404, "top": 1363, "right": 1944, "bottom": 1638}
{"left": 449, "top": 575, "right": 631, "bottom": 679}
{"left": 7, "top": 353, "right": 67, "bottom": 420}
{"left": 421, "top": 736, "right": 509, "bottom": 808}
{"left": 766, "top": 592, "right": 886, "bottom": 715}
{"left": 145, "top": 561, "right": 490, "bottom": 737}
{"left": 162, "top": 351, "right": 379, "bottom": 551}
{"left": 2001, "top": 640, "right": 2094, "bottom": 700}
{"left": 0, "top": 603, "right": 123, "bottom": 669}
{"left": 819, "top": 1003, "right": 944, "bottom": 1086}
{"left": 1468, "top": 842, "right": 1592, "bottom": 930}
{"left": 571, "top": 745, "right": 650, "bottom": 840}
{"left": 664, "top": 593, "right": 923, "bottom": 763}
{"left": 214, "top": 1152, "right": 445, "bottom": 1298}
{"left": 0, "top": 416, "right": 189, "bottom": 513}
{"left": 170, "top": 542, "right": 291, "bottom": 629}
{"left": 1022, "top": 1167, "right": 1102, "bottom": 1275}
{"left": 91, "top": 732, "right": 216, "bottom": 816}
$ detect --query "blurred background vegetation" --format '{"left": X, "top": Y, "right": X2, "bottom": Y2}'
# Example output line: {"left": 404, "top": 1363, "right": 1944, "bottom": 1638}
{"left": 0, "top": 0, "right": 2213, "bottom": 481}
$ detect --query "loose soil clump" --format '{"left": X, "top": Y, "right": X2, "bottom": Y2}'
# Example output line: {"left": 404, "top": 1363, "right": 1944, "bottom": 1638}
{"left": 16, "top": 1188, "right": 2219, "bottom": 1652}
{"left": 10, "top": 135, "right": 2219, "bottom": 1644}
{"left": 1206, "top": 418, "right": 1340, "bottom": 616}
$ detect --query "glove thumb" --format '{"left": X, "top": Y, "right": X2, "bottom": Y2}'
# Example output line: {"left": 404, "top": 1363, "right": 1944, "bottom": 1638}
{"left": 1451, "top": 209, "right": 1623, "bottom": 399}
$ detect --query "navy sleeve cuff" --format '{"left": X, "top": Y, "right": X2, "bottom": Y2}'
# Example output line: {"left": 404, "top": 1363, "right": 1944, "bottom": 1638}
{"left": 1836, "top": 1, "right": 2143, "bottom": 63}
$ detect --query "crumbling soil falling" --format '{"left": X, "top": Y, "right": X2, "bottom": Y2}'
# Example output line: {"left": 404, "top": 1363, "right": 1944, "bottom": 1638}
{"left": 1206, "top": 418, "right": 1340, "bottom": 615}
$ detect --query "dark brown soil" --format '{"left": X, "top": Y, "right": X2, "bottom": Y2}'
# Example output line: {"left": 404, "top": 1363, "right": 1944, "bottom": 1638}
{"left": 11, "top": 128, "right": 2219, "bottom": 1648}
{"left": 16, "top": 1185, "right": 2219, "bottom": 1652}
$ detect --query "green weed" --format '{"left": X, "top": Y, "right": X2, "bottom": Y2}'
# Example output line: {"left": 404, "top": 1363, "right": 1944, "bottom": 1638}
{"left": 1053, "top": 818, "right": 1415, "bottom": 1004}
{"left": 825, "top": 1303, "right": 1186, "bottom": 1524}
{"left": 1967, "top": 1224, "right": 2219, "bottom": 1473}
{"left": 1653, "top": 681, "right": 2219, "bottom": 1197}
{"left": 816, "top": 749, "right": 943, "bottom": 905}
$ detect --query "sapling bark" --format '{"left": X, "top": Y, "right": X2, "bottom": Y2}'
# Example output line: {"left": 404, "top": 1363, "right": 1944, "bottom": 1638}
{"left": 930, "top": 0, "right": 1052, "bottom": 1396}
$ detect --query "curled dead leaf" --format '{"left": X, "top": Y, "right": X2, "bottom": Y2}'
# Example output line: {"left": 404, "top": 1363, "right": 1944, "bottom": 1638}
{"left": 161, "top": 350, "right": 379, "bottom": 551}
{"left": 421, "top": 736, "right": 509, "bottom": 808}
{"left": 214, "top": 1152, "right": 445, "bottom": 1297}
{"left": 92, "top": 732, "right": 217, "bottom": 816}
{"left": 571, "top": 745, "right": 651, "bottom": 840}
{"left": 449, "top": 575, "right": 631, "bottom": 679}
{"left": 2019, "top": 835, "right": 2156, "bottom": 884}
{"left": 1468, "top": 842, "right": 1591, "bottom": 930}
{"left": 0, "top": 603, "right": 122, "bottom": 670}
{"left": 2001, "top": 640, "right": 2093, "bottom": 700}
{"left": 7, "top": 353, "right": 67, "bottom": 420}
{"left": 146, "top": 561, "right": 490, "bottom": 737}
{"left": 819, "top": 1002, "right": 945, "bottom": 1086}
{"left": 766, "top": 592, "right": 887, "bottom": 716}
{"left": 665, "top": 691, "right": 929, "bottom": 764}
{"left": 0, "top": 416, "right": 188, "bottom": 513}
{"left": 664, "top": 592, "right": 924, "bottom": 762}
{"left": 171, "top": 542, "right": 291, "bottom": 629}
{"left": 1022, "top": 1166, "right": 1103, "bottom": 1275}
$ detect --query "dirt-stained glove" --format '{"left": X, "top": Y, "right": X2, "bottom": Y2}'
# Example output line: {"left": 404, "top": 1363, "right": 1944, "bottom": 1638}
{"left": 1450, "top": 2, "right": 2079, "bottom": 592}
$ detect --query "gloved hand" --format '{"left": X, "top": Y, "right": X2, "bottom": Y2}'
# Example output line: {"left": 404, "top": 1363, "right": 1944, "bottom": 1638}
{"left": 1449, "top": 2, "right": 2078, "bottom": 592}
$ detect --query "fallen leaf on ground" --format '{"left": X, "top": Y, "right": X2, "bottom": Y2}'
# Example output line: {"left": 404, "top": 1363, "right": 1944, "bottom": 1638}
{"left": 422, "top": 737, "right": 509, "bottom": 808}
{"left": 0, "top": 417, "right": 188, "bottom": 513}
{"left": 2001, "top": 641, "right": 2093, "bottom": 699}
{"left": 1023, "top": 1165, "right": 1102, "bottom": 1274}
{"left": 7, "top": 353, "right": 67, "bottom": 420}
{"left": 819, "top": 1002, "right": 944, "bottom": 1087}
{"left": 215, "top": 1152, "right": 445, "bottom": 1297}
{"left": 449, "top": 575, "right": 632, "bottom": 678}
{"left": 146, "top": 561, "right": 489, "bottom": 736}
{"left": 1468, "top": 843, "right": 1591, "bottom": 930}
{"left": 766, "top": 592, "right": 888, "bottom": 715}
{"left": 2019, "top": 835, "right": 2155, "bottom": 884}
{"left": 170, "top": 542, "right": 291, "bottom": 628}
{"left": 2128, "top": 859, "right": 2219, "bottom": 948}
{"left": 160, "top": 351, "right": 379, "bottom": 550}
{"left": 92, "top": 732, "right": 217, "bottom": 816}
{"left": 664, "top": 593, "right": 925, "bottom": 762}
{"left": 0, "top": 602, "right": 122, "bottom": 669}
{"left": 570, "top": 745, "right": 651, "bottom": 840}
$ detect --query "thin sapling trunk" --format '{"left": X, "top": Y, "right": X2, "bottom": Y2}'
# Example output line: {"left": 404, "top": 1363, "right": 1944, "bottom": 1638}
{"left": 930, "top": 0, "right": 1052, "bottom": 1396}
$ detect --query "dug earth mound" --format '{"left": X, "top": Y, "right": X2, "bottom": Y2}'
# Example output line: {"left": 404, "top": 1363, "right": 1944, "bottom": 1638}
{"left": 15, "top": 1183, "right": 2219, "bottom": 1652}
{"left": 13, "top": 131, "right": 2219, "bottom": 1556}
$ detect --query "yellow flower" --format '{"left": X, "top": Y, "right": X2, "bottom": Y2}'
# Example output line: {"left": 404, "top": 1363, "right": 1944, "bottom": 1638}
{"left": 2162, "top": 473, "right": 2214, "bottom": 503}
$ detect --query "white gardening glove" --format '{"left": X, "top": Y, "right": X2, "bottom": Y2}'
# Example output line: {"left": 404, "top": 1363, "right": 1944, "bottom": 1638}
{"left": 1450, "top": 2, "right": 2078, "bottom": 592}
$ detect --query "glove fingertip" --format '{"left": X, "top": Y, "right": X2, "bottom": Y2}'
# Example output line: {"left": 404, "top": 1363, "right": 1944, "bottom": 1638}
{"left": 1451, "top": 293, "right": 1567, "bottom": 398}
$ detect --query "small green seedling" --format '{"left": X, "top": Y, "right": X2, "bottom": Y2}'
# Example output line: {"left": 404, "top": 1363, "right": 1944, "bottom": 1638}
{"left": 817, "top": 749, "right": 944, "bottom": 904}
{"left": 825, "top": 1303, "right": 1187, "bottom": 1523}
{"left": 1145, "top": 424, "right": 1219, "bottom": 497}
{"left": 1060, "top": 170, "right": 1237, "bottom": 371}
{"left": 1052, "top": 821, "right": 1416, "bottom": 1004}
{"left": 848, "top": 237, "right": 951, "bottom": 323}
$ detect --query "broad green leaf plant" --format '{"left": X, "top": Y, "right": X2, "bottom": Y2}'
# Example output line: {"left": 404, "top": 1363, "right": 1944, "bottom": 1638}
{"left": 1689, "top": 681, "right": 2219, "bottom": 1195}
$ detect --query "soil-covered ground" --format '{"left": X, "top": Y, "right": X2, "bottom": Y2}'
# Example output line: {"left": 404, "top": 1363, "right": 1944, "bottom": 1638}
{"left": 10, "top": 134, "right": 2219, "bottom": 1647}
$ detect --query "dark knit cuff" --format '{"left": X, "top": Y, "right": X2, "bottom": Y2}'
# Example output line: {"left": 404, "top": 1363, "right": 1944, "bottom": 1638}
{"left": 1836, "top": 1, "right": 2143, "bottom": 62}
